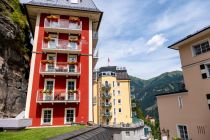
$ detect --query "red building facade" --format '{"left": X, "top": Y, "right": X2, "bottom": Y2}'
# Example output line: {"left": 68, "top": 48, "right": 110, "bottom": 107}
{"left": 24, "top": 0, "right": 102, "bottom": 127}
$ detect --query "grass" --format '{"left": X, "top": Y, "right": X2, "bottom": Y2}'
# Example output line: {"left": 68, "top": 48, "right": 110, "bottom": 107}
{"left": 0, "top": 125, "right": 85, "bottom": 140}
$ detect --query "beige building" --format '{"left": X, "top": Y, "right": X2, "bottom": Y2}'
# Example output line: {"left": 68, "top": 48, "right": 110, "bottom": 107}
{"left": 157, "top": 26, "right": 210, "bottom": 140}
{"left": 93, "top": 66, "right": 132, "bottom": 125}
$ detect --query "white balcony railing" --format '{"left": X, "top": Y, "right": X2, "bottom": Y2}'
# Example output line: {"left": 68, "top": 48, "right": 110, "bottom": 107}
{"left": 42, "top": 39, "right": 82, "bottom": 53}
{"left": 44, "top": 19, "right": 82, "bottom": 31}
{"left": 36, "top": 89, "right": 80, "bottom": 103}
{"left": 40, "top": 62, "right": 81, "bottom": 76}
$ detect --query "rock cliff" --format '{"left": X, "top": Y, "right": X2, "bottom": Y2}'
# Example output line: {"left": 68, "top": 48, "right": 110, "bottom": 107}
{"left": 0, "top": 0, "right": 32, "bottom": 117}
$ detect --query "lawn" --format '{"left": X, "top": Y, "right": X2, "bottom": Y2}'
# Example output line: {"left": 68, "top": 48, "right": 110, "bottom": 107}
{"left": 0, "top": 125, "right": 85, "bottom": 140}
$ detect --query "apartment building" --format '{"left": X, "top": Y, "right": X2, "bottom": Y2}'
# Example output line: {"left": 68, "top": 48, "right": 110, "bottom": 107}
{"left": 157, "top": 26, "right": 210, "bottom": 140}
{"left": 93, "top": 66, "right": 133, "bottom": 125}
{"left": 24, "top": 0, "right": 102, "bottom": 127}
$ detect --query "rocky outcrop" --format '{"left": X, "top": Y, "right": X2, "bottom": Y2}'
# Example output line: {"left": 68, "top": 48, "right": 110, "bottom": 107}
{"left": 0, "top": 0, "right": 32, "bottom": 118}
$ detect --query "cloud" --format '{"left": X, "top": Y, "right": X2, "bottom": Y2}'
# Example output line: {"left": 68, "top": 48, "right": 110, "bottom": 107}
{"left": 146, "top": 34, "right": 167, "bottom": 53}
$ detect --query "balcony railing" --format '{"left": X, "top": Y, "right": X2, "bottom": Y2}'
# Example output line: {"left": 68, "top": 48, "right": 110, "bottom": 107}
{"left": 101, "top": 84, "right": 111, "bottom": 91}
{"left": 44, "top": 19, "right": 82, "bottom": 33}
{"left": 36, "top": 89, "right": 80, "bottom": 103}
{"left": 42, "top": 39, "right": 82, "bottom": 53}
{"left": 102, "top": 93, "right": 112, "bottom": 99}
{"left": 40, "top": 62, "right": 81, "bottom": 76}
{"left": 101, "top": 112, "right": 112, "bottom": 117}
{"left": 101, "top": 102, "right": 112, "bottom": 108}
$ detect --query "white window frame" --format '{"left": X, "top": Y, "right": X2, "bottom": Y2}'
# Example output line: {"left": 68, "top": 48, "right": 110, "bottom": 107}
{"left": 66, "top": 79, "right": 76, "bottom": 100}
{"left": 68, "top": 55, "right": 77, "bottom": 72}
{"left": 64, "top": 108, "right": 76, "bottom": 124}
{"left": 44, "top": 79, "right": 55, "bottom": 100}
{"left": 41, "top": 108, "right": 53, "bottom": 125}
{"left": 178, "top": 96, "right": 183, "bottom": 109}
{"left": 48, "top": 34, "right": 58, "bottom": 48}
{"left": 46, "top": 54, "right": 56, "bottom": 71}
{"left": 191, "top": 38, "right": 210, "bottom": 57}
{"left": 204, "top": 62, "right": 210, "bottom": 77}
{"left": 176, "top": 124, "right": 190, "bottom": 140}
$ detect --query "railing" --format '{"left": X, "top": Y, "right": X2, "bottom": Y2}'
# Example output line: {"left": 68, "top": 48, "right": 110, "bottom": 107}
{"left": 44, "top": 19, "right": 82, "bottom": 30}
{"left": 101, "top": 112, "right": 112, "bottom": 117}
{"left": 101, "top": 84, "right": 111, "bottom": 90}
{"left": 40, "top": 62, "right": 81, "bottom": 75}
{"left": 101, "top": 102, "right": 112, "bottom": 108}
{"left": 42, "top": 39, "right": 82, "bottom": 52}
{"left": 102, "top": 93, "right": 112, "bottom": 99}
{"left": 36, "top": 89, "right": 80, "bottom": 103}
{"left": 132, "top": 103, "right": 136, "bottom": 108}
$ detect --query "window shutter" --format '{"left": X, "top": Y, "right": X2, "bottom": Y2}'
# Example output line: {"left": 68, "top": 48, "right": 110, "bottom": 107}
{"left": 200, "top": 64, "right": 207, "bottom": 79}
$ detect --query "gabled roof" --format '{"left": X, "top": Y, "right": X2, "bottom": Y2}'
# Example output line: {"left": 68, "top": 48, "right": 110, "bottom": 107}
{"left": 27, "top": 0, "right": 101, "bottom": 12}
{"left": 168, "top": 25, "right": 210, "bottom": 50}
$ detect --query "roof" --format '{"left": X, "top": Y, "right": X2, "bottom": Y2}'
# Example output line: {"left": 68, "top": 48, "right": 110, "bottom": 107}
{"left": 168, "top": 25, "right": 210, "bottom": 50}
{"left": 156, "top": 90, "right": 188, "bottom": 97}
{"left": 98, "top": 66, "right": 130, "bottom": 80}
{"left": 27, "top": 0, "right": 101, "bottom": 12}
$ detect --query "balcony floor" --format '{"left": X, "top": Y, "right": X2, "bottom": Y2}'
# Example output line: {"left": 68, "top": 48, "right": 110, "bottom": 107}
{"left": 40, "top": 72, "right": 81, "bottom": 77}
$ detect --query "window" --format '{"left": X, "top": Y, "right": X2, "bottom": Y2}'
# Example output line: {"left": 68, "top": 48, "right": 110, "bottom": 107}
{"left": 118, "top": 99, "right": 121, "bottom": 104}
{"left": 125, "top": 131, "right": 130, "bottom": 136}
{"left": 177, "top": 125, "right": 189, "bottom": 140}
{"left": 113, "top": 81, "right": 115, "bottom": 87}
{"left": 69, "top": 42, "right": 77, "bottom": 50}
{"left": 113, "top": 99, "right": 116, "bottom": 106}
{"left": 44, "top": 79, "right": 54, "bottom": 100}
{"left": 42, "top": 109, "right": 53, "bottom": 125}
{"left": 117, "top": 82, "right": 120, "bottom": 86}
{"left": 114, "top": 108, "right": 116, "bottom": 115}
{"left": 71, "top": 0, "right": 79, "bottom": 4}
{"left": 119, "top": 108, "right": 121, "bottom": 113}
{"left": 113, "top": 90, "right": 115, "bottom": 96}
{"left": 69, "top": 65, "right": 76, "bottom": 72}
{"left": 193, "top": 40, "right": 210, "bottom": 56}
{"left": 65, "top": 108, "right": 75, "bottom": 124}
{"left": 178, "top": 96, "right": 183, "bottom": 109}
{"left": 206, "top": 94, "right": 210, "bottom": 109}
{"left": 68, "top": 55, "right": 77, "bottom": 62}
{"left": 118, "top": 90, "right": 120, "bottom": 95}
{"left": 47, "top": 54, "right": 56, "bottom": 72}
{"left": 67, "top": 80, "right": 76, "bottom": 100}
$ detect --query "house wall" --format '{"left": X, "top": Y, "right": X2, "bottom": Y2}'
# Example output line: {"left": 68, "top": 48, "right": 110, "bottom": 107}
{"left": 157, "top": 33, "right": 210, "bottom": 139}
{"left": 94, "top": 75, "right": 132, "bottom": 125}
{"left": 27, "top": 13, "right": 91, "bottom": 126}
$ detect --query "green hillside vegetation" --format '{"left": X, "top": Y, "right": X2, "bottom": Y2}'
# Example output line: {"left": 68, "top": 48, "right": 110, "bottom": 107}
{"left": 130, "top": 71, "right": 184, "bottom": 119}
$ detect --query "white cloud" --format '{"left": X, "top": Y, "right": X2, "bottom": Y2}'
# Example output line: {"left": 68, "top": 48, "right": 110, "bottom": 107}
{"left": 146, "top": 34, "right": 167, "bottom": 53}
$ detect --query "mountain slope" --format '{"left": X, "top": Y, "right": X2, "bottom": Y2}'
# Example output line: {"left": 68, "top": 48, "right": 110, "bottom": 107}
{"left": 130, "top": 71, "right": 184, "bottom": 119}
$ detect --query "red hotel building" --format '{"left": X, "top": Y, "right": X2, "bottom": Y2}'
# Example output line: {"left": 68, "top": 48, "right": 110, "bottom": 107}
{"left": 24, "top": 0, "right": 102, "bottom": 127}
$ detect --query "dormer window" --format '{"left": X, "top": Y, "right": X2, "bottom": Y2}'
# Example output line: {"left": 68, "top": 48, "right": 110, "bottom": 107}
{"left": 192, "top": 40, "right": 210, "bottom": 56}
{"left": 71, "top": 0, "right": 79, "bottom": 4}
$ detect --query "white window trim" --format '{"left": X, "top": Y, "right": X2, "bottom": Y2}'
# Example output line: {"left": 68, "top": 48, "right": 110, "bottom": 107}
{"left": 118, "top": 99, "right": 122, "bottom": 105}
{"left": 68, "top": 55, "right": 77, "bottom": 72}
{"left": 46, "top": 54, "right": 56, "bottom": 71}
{"left": 191, "top": 38, "right": 210, "bottom": 57}
{"left": 71, "top": 0, "right": 79, "bottom": 4}
{"left": 204, "top": 62, "right": 210, "bottom": 77}
{"left": 64, "top": 108, "right": 76, "bottom": 124}
{"left": 66, "top": 79, "right": 77, "bottom": 100}
{"left": 48, "top": 33, "right": 58, "bottom": 48}
{"left": 44, "top": 79, "right": 55, "bottom": 100}
{"left": 176, "top": 124, "right": 190, "bottom": 140}
{"left": 178, "top": 96, "right": 183, "bottom": 109}
{"left": 41, "top": 108, "right": 53, "bottom": 125}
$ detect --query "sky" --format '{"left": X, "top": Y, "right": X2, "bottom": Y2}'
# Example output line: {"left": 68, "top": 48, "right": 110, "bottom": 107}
{"left": 21, "top": 0, "right": 210, "bottom": 79}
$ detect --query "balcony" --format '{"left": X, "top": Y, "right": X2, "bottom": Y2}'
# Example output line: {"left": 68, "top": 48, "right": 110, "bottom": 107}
{"left": 40, "top": 61, "right": 81, "bottom": 76}
{"left": 101, "top": 102, "right": 112, "bottom": 108}
{"left": 132, "top": 103, "right": 136, "bottom": 108}
{"left": 36, "top": 89, "right": 80, "bottom": 104}
{"left": 101, "top": 84, "right": 111, "bottom": 91}
{"left": 42, "top": 39, "right": 82, "bottom": 54}
{"left": 101, "top": 112, "right": 112, "bottom": 118}
{"left": 102, "top": 93, "right": 112, "bottom": 99}
{"left": 44, "top": 19, "right": 82, "bottom": 34}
